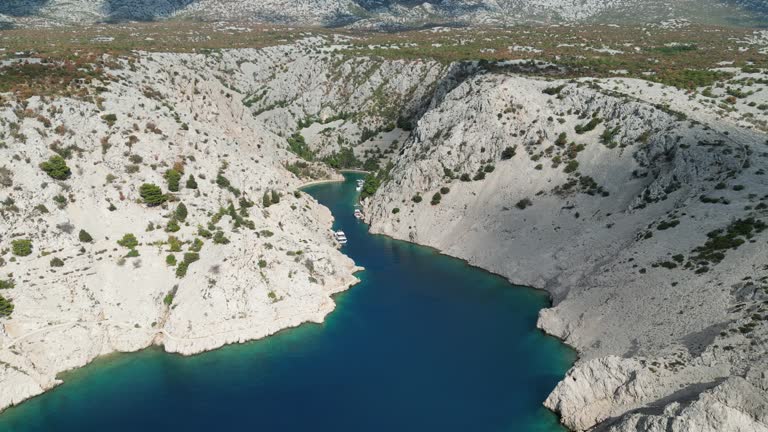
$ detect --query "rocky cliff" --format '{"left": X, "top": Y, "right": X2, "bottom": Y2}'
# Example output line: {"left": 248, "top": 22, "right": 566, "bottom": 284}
{"left": 364, "top": 71, "right": 768, "bottom": 430}
{"left": 0, "top": 40, "right": 440, "bottom": 411}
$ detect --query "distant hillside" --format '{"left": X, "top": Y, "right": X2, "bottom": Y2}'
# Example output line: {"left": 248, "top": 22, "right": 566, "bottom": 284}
{"left": 0, "top": 0, "right": 766, "bottom": 28}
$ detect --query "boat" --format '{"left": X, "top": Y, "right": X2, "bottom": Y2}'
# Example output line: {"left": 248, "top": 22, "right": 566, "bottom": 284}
{"left": 334, "top": 230, "right": 348, "bottom": 244}
{"left": 355, "top": 179, "right": 364, "bottom": 192}
{"left": 354, "top": 209, "right": 363, "bottom": 219}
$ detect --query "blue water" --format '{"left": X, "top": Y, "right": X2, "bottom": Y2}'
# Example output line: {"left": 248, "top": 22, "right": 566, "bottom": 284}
{"left": 0, "top": 173, "right": 574, "bottom": 432}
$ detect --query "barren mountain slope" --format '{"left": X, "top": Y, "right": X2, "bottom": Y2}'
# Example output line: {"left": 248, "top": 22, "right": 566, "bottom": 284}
{"left": 364, "top": 72, "right": 768, "bottom": 430}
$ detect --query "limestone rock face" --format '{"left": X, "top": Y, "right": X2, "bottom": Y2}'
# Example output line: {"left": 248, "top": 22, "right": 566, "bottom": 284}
{"left": 0, "top": 41, "right": 446, "bottom": 412}
{"left": 365, "top": 71, "right": 768, "bottom": 430}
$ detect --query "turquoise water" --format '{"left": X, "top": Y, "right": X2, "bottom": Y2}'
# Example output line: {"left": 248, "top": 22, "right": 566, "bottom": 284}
{"left": 0, "top": 173, "right": 575, "bottom": 432}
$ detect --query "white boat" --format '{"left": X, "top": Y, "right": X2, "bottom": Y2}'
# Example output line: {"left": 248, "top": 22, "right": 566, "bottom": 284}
{"left": 355, "top": 179, "right": 364, "bottom": 192}
{"left": 334, "top": 230, "right": 348, "bottom": 244}
{"left": 354, "top": 209, "right": 363, "bottom": 219}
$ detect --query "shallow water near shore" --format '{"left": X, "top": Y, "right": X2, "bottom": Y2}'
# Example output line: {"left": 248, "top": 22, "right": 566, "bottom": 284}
{"left": 0, "top": 173, "right": 575, "bottom": 432}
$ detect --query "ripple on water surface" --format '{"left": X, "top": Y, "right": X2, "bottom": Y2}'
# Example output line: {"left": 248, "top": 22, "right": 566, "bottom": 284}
{"left": 0, "top": 173, "right": 575, "bottom": 432}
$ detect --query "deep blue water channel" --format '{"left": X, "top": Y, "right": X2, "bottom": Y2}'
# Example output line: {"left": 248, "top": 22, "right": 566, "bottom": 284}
{"left": 0, "top": 173, "right": 575, "bottom": 432}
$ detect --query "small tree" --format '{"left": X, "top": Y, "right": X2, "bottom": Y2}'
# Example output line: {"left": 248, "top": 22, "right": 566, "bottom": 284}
{"left": 40, "top": 155, "right": 71, "bottom": 180}
{"left": 11, "top": 239, "right": 32, "bottom": 256}
{"left": 50, "top": 257, "right": 64, "bottom": 267}
{"left": 271, "top": 190, "right": 280, "bottom": 204}
{"left": 185, "top": 175, "right": 198, "bottom": 189}
{"left": 165, "top": 169, "right": 182, "bottom": 192}
{"left": 78, "top": 229, "right": 93, "bottom": 243}
{"left": 175, "top": 202, "right": 188, "bottom": 221}
{"left": 139, "top": 183, "right": 166, "bottom": 206}
{"left": 262, "top": 191, "right": 272, "bottom": 208}
{"left": 166, "top": 254, "right": 177, "bottom": 266}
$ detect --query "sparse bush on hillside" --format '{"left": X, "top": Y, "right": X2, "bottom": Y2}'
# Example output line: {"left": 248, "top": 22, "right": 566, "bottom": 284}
{"left": 501, "top": 146, "right": 517, "bottom": 160}
{"left": 40, "top": 155, "right": 71, "bottom": 180}
{"left": 515, "top": 198, "right": 532, "bottom": 210}
{"left": 0, "top": 166, "right": 13, "bottom": 187}
{"left": 11, "top": 239, "right": 32, "bottom": 256}
{"left": 117, "top": 233, "right": 138, "bottom": 249}
{"left": 165, "top": 169, "right": 182, "bottom": 192}
{"left": 0, "top": 295, "right": 13, "bottom": 317}
{"left": 412, "top": 194, "right": 422, "bottom": 203}
{"left": 543, "top": 84, "right": 566, "bottom": 95}
{"left": 0, "top": 278, "right": 14, "bottom": 290}
{"left": 431, "top": 192, "right": 442, "bottom": 205}
{"left": 185, "top": 175, "right": 198, "bottom": 189}
{"left": 140, "top": 183, "right": 166, "bottom": 206}
{"left": 50, "top": 257, "right": 64, "bottom": 267}
{"left": 575, "top": 118, "right": 602, "bottom": 134}
{"left": 175, "top": 202, "right": 188, "bottom": 221}
{"left": 78, "top": 229, "right": 93, "bottom": 243}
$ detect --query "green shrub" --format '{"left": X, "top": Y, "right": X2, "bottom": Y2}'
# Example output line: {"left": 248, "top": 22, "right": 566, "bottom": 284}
{"left": 460, "top": 173, "right": 471, "bottom": 182}
{"left": 190, "top": 238, "right": 204, "bottom": 252}
{"left": 213, "top": 231, "right": 230, "bottom": 244}
{"left": 271, "top": 190, "right": 280, "bottom": 204}
{"left": 101, "top": 113, "right": 117, "bottom": 126}
{"left": 166, "top": 254, "right": 177, "bottom": 266}
{"left": 166, "top": 219, "right": 180, "bottom": 233}
{"left": 431, "top": 193, "right": 442, "bottom": 205}
{"left": 117, "top": 233, "right": 138, "bottom": 249}
{"left": 139, "top": 183, "right": 166, "bottom": 206}
{"left": 555, "top": 132, "right": 568, "bottom": 147}
{"left": 473, "top": 171, "right": 486, "bottom": 181}
{"left": 11, "top": 239, "right": 32, "bottom": 256}
{"left": 185, "top": 175, "right": 198, "bottom": 189}
{"left": 175, "top": 202, "right": 188, "bottom": 221}
{"left": 167, "top": 236, "right": 183, "bottom": 252}
{"left": 262, "top": 191, "right": 272, "bottom": 207}
{"left": 53, "top": 195, "right": 68, "bottom": 209}
{"left": 183, "top": 253, "right": 199, "bottom": 264}
{"left": 543, "top": 84, "right": 566, "bottom": 95}
{"left": 501, "top": 146, "right": 516, "bottom": 160}
{"left": 175, "top": 262, "right": 189, "bottom": 278}
{"left": 575, "top": 118, "right": 602, "bottom": 134}
{"left": 392, "top": 208, "right": 400, "bottom": 214}
{"left": 165, "top": 169, "right": 182, "bottom": 192}
{"left": 0, "top": 295, "right": 13, "bottom": 317}
{"left": 0, "top": 278, "right": 15, "bottom": 289}
{"left": 440, "top": 187, "right": 450, "bottom": 194}
{"left": 40, "top": 155, "right": 71, "bottom": 180}
{"left": 78, "top": 229, "right": 93, "bottom": 243}
{"left": 564, "top": 160, "right": 579, "bottom": 174}
{"left": 412, "top": 194, "right": 422, "bottom": 203}
{"left": 258, "top": 259, "right": 267, "bottom": 268}
{"left": 163, "top": 292, "right": 175, "bottom": 305}
{"left": 483, "top": 165, "right": 495, "bottom": 173}
{"left": 50, "top": 257, "right": 64, "bottom": 267}
{"left": 515, "top": 198, "right": 532, "bottom": 210}
{"left": 126, "top": 249, "right": 139, "bottom": 258}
